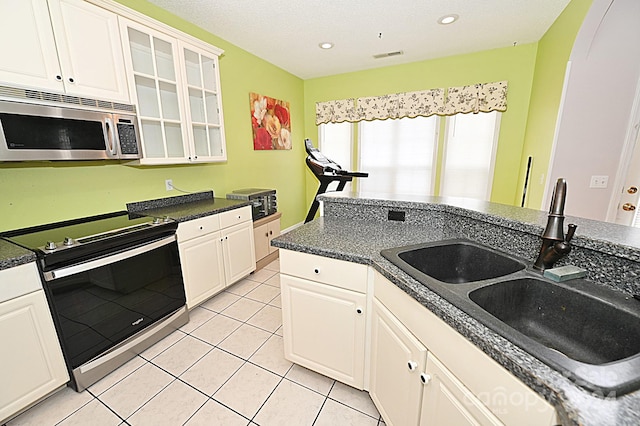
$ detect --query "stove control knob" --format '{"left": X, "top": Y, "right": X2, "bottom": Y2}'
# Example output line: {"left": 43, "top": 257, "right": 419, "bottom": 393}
{"left": 163, "top": 216, "right": 171, "bottom": 223}
{"left": 152, "top": 217, "right": 162, "bottom": 224}
{"left": 45, "top": 241, "right": 57, "bottom": 250}
{"left": 63, "top": 237, "right": 74, "bottom": 246}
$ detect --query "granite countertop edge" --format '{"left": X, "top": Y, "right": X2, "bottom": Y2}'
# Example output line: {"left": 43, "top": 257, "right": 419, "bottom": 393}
{"left": 272, "top": 221, "right": 640, "bottom": 426}
{"left": 319, "top": 193, "right": 640, "bottom": 261}
{"left": 127, "top": 191, "right": 250, "bottom": 223}
{"left": 0, "top": 240, "right": 37, "bottom": 271}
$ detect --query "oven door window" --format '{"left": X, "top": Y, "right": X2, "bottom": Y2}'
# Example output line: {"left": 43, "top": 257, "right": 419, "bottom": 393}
{"left": 47, "top": 240, "right": 185, "bottom": 369}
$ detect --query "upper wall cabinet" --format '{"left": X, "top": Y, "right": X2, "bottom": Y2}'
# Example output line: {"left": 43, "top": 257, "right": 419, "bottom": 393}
{"left": 119, "top": 18, "right": 226, "bottom": 164}
{"left": 181, "top": 43, "right": 226, "bottom": 162}
{"left": 0, "top": 0, "right": 130, "bottom": 103}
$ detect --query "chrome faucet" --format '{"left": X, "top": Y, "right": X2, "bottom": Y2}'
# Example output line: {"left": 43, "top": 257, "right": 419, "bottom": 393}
{"left": 533, "top": 178, "right": 577, "bottom": 271}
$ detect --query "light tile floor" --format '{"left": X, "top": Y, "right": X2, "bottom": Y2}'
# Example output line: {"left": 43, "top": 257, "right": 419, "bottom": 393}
{"left": 7, "top": 260, "right": 385, "bottom": 426}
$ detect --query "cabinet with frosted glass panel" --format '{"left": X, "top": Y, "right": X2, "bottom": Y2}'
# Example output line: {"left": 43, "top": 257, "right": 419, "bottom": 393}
{"left": 180, "top": 42, "right": 226, "bottom": 162}
{"left": 118, "top": 18, "right": 225, "bottom": 164}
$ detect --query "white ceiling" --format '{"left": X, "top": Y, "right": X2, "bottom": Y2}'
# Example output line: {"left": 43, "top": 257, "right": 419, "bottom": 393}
{"left": 146, "top": 0, "right": 571, "bottom": 79}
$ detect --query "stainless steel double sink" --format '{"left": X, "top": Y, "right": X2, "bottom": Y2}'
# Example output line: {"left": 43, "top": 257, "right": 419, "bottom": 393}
{"left": 381, "top": 239, "right": 640, "bottom": 396}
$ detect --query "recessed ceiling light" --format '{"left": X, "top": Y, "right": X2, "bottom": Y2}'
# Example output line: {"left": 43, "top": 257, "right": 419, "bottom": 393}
{"left": 319, "top": 42, "right": 334, "bottom": 50}
{"left": 438, "top": 14, "right": 459, "bottom": 25}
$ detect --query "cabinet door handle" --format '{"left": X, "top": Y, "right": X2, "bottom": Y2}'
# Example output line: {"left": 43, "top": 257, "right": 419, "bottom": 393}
{"left": 265, "top": 232, "right": 269, "bottom": 237}
{"left": 356, "top": 307, "right": 363, "bottom": 314}
{"left": 407, "top": 361, "right": 418, "bottom": 372}
{"left": 68, "top": 77, "right": 75, "bottom": 83}
{"left": 420, "top": 373, "right": 432, "bottom": 385}
{"left": 55, "top": 75, "right": 62, "bottom": 81}
{"left": 314, "top": 268, "right": 320, "bottom": 274}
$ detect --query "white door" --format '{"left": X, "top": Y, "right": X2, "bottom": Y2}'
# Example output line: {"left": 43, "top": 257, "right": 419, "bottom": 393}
{"left": 0, "top": 0, "right": 62, "bottom": 92}
{"left": 48, "top": 0, "right": 130, "bottom": 102}
{"left": 369, "top": 298, "right": 427, "bottom": 426}
{"left": 179, "top": 232, "right": 225, "bottom": 309}
{"left": 280, "top": 274, "right": 366, "bottom": 388}
{"left": 222, "top": 221, "right": 256, "bottom": 285}
{"left": 421, "top": 354, "right": 502, "bottom": 426}
{"left": 613, "top": 132, "right": 640, "bottom": 226}
{"left": 0, "top": 291, "right": 69, "bottom": 422}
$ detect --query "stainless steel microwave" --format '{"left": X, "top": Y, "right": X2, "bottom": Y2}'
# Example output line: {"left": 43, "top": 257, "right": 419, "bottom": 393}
{"left": 0, "top": 100, "right": 141, "bottom": 161}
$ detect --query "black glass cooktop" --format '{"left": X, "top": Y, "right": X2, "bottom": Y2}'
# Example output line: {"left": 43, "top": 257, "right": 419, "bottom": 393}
{"left": 2, "top": 211, "right": 177, "bottom": 270}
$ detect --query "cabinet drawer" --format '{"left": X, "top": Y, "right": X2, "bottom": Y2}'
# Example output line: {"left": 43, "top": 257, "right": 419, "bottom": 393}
{"left": 280, "top": 250, "right": 368, "bottom": 293}
{"left": 177, "top": 215, "right": 220, "bottom": 242}
{"left": 219, "top": 206, "right": 252, "bottom": 229}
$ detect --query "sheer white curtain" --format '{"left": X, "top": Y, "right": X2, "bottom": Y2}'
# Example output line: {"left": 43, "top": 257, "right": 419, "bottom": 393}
{"left": 440, "top": 111, "right": 500, "bottom": 200}
{"left": 358, "top": 116, "right": 438, "bottom": 196}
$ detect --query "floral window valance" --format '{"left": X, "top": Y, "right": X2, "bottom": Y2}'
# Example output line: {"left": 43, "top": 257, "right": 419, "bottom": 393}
{"left": 315, "top": 81, "right": 507, "bottom": 125}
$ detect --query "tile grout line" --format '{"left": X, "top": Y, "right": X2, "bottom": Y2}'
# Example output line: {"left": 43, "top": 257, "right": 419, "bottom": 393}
{"left": 312, "top": 380, "right": 336, "bottom": 425}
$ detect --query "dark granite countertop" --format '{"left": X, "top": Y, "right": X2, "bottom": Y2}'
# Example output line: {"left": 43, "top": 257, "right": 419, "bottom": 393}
{"left": 0, "top": 239, "right": 36, "bottom": 271}
{"left": 0, "top": 191, "right": 248, "bottom": 271}
{"left": 272, "top": 194, "right": 640, "bottom": 426}
{"left": 127, "top": 191, "right": 249, "bottom": 222}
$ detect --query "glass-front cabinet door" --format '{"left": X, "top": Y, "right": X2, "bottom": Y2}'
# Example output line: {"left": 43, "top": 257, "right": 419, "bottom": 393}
{"left": 119, "top": 18, "right": 188, "bottom": 164}
{"left": 119, "top": 18, "right": 226, "bottom": 165}
{"left": 181, "top": 43, "right": 226, "bottom": 162}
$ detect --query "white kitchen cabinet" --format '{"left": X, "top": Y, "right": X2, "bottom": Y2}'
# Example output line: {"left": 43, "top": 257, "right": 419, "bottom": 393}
{"left": 421, "top": 354, "right": 502, "bottom": 426}
{"left": 280, "top": 249, "right": 369, "bottom": 389}
{"left": 178, "top": 206, "right": 255, "bottom": 308}
{"left": 177, "top": 215, "right": 225, "bottom": 309}
{"left": 180, "top": 42, "right": 226, "bottom": 162}
{"left": 119, "top": 18, "right": 188, "bottom": 163}
{"left": 253, "top": 212, "right": 281, "bottom": 270}
{"left": 220, "top": 219, "right": 256, "bottom": 284}
{"left": 372, "top": 270, "right": 558, "bottom": 426}
{"left": 369, "top": 298, "right": 427, "bottom": 426}
{"left": 119, "top": 18, "right": 225, "bottom": 165}
{"left": 0, "top": 263, "right": 68, "bottom": 424}
{"left": 0, "top": 0, "right": 130, "bottom": 103}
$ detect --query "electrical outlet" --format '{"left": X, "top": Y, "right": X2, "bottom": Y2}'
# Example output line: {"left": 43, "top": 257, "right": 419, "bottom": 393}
{"left": 590, "top": 175, "right": 608, "bottom": 189}
{"left": 165, "top": 179, "right": 173, "bottom": 191}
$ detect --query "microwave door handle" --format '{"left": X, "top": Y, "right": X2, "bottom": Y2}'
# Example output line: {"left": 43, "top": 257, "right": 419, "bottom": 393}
{"left": 104, "top": 117, "right": 118, "bottom": 158}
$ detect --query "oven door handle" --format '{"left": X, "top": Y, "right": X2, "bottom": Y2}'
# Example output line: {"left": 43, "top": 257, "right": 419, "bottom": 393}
{"left": 43, "top": 235, "right": 176, "bottom": 281}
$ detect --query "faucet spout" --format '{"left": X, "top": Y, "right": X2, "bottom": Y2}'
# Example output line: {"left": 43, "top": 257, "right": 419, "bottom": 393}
{"left": 533, "top": 178, "right": 576, "bottom": 271}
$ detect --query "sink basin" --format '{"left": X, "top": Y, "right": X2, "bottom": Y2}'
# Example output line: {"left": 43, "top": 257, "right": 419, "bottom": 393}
{"left": 381, "top": 239, "right": 640, "bottom": 394}
{"left": 470, "top": 278, "right": 640, "bottom": 365}
{"left": 381, "top": 239, "right": 525, "bottom": 284}
{"left": 469, "top": 278, "right": 640, "bottom": 394}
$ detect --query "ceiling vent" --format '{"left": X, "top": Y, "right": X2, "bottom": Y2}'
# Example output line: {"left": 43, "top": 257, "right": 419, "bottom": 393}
{"left": 373, "top": 50, "right": 404, "bottom": 59}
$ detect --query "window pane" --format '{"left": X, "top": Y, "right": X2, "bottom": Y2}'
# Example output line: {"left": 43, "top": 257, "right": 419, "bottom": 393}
{"left": 319, "top": 122, "right": 353, "bottom": 192}
{"left": 440, "top": 111, "right": 499, "bottom": 200}
{"left": 359, "top": 116, "right": 438, "bottom": 196}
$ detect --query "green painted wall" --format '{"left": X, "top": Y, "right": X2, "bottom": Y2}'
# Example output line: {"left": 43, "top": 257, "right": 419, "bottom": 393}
{"left": 0, "top": 0, "right": 591, "bottom": 231}
{"left": 303, "top": 44, "right": 538, "bottom": 206}
{"left": 0, "top": 0, "right": 306, "bottom": 232}
{"left": 518, "top": 0, "right": 593, "bottom": 209}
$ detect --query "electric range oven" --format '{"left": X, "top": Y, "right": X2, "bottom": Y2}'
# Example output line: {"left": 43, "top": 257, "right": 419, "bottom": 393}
{"left": 2, "top": 211, "right": 188, "bottom": 391}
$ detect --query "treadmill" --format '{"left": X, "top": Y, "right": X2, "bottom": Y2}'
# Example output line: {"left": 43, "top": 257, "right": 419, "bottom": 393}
{"left": 304, "top": 138, "right": 368, "bottom": 223}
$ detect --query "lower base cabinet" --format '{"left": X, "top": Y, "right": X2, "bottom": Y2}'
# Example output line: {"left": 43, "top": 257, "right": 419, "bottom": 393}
{"left": 370, "top": 298, "right": 427, "bottom": 426}
{"left": 178, "top": 206, "right": 255, "bottom": 309}
{"left": 372, "top": 271, "right": 558, "bottom": 426}
{"left": 1, "top": 263, "right": 68, "bottom": 424}
{"left": 421, "top": 354, "right": 502, "bottom": 426}
{"left": 280, "top": 249, "right": 368, "bottom": 389}
{"left": 280, "top": 248, "right": 558, "bottom": 426}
